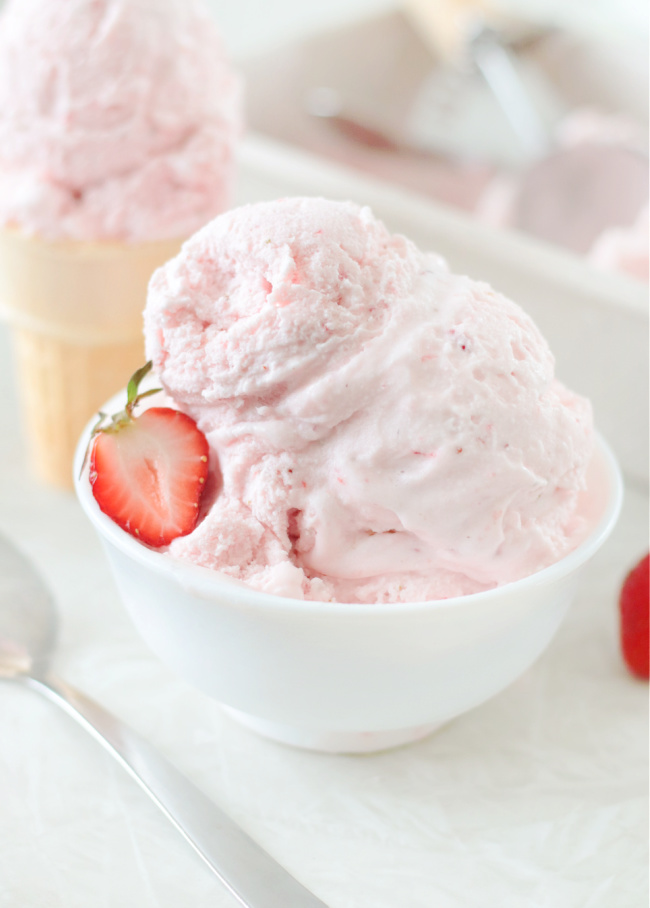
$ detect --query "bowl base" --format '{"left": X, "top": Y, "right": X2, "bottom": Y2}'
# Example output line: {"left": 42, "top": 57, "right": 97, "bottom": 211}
{"left": 221, "top": 706, "right": 442, "bottom": 753}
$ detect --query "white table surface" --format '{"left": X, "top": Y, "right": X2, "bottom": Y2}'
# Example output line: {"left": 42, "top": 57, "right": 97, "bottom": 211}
{"left": 0, "top": 136, "right": 648, "bottom": 907}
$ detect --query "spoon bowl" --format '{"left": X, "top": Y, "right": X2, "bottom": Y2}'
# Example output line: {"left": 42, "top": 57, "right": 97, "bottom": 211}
{"left": 0, "top": 536, "right": 56, "bottom": 678}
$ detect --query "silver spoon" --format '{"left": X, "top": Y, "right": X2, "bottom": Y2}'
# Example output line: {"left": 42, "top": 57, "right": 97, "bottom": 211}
{"left": 306, "top": 25, "right": 556, "bottom": 170}
{"left": 0, "top": 532, "right": 328, "bottom": 908}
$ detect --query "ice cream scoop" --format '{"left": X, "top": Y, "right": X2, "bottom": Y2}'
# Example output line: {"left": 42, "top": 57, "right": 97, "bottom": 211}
{"left": 0, "top": 0, "right": 241, "bottom": 242}
{"left": 144, "top": 197, "right": 594, "bottom": 603}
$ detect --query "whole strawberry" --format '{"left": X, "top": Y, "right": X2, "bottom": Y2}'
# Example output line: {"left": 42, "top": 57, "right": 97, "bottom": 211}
{"left": 619, "top": 553, "right": 649, "bottom": 680}
{"left": 88, "top": 362, "right": 209, "bottom": 547}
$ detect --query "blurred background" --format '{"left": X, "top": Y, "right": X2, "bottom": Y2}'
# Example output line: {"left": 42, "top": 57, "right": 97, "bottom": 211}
{"left": 205, "top": 0, "right": 647, "bottom": 58}
{"left": 0, "top": 0, "right": 645, "bottom": 278}
{"left": 0, "top": 0, "right": 646, "bottom": 484}
{"left": 210, "top": 0, "right": 650, "bottom": 280}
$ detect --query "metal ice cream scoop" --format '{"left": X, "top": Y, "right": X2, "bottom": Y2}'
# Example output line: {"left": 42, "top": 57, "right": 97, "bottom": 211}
{"left": 0, "top": 533, "right": 328, "bottom": 908}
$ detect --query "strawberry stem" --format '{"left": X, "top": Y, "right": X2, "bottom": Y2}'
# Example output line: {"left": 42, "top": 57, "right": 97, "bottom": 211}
{"left": 119, "top": 360, "right": 162, "bottom": 423}
{"left": 126, "top": 361, "right": 153, "bottom": 411}
{"left": 80, "top": 361, "right": 162, "bottom": 477}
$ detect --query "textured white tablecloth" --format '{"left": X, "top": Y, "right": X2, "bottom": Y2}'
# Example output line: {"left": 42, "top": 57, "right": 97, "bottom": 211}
{"left": 0, "top": 140, "right": 648, "bottom": 908}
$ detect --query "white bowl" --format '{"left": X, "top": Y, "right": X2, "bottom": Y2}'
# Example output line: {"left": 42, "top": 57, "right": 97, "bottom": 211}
{"left": 74, "top": 415, "right": 623, "bottom": 753}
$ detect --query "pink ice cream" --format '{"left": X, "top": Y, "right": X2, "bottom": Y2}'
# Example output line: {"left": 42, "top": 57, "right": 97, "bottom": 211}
{"left": 144, "top": 197, "right": 594, "bottom": 603}
{"left": 0, "top": 0, "right": 241, "bottom": 242}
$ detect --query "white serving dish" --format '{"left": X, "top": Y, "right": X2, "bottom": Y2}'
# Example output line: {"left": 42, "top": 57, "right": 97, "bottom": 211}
{"left": 74, "top": 416, "right": 622, "bottom": 754}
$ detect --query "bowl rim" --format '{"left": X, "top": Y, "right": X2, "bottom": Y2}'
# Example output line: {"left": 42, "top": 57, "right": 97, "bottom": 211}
{"left": 74, "top": 414, "right": 623, "bottom": 617}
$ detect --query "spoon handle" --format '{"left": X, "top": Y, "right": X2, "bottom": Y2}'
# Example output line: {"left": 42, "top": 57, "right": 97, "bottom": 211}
{"left": 26, "top": 673, "right": 329, "bottom": 908}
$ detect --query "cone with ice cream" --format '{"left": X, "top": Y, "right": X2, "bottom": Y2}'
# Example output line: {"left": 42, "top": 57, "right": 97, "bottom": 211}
{"left": 0, "top": 0, "right": 241, "bottom": 487}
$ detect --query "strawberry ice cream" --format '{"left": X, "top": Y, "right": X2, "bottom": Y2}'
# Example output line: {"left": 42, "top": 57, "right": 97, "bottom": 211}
{"left": 0, "top": 0, "right": 241, "bottom": 241}
{"left": 0, "top": 0, "right": 242, "bottom": 489}
{"left": 144, "top": 197, "right": 595, "bottom": 603}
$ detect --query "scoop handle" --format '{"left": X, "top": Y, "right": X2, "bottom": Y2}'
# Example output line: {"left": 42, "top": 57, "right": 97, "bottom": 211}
{"left": 26, "top": 673, "right": 329, "bottom": 908}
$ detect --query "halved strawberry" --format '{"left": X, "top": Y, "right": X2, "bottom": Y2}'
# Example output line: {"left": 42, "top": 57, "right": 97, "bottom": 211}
{"left": 87, "top": 362, "right": 209, "bottom": 547}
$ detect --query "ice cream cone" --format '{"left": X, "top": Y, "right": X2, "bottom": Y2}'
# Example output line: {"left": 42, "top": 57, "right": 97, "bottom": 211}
{"left": 0, "top": 228, "right": 182, "bottom": 488}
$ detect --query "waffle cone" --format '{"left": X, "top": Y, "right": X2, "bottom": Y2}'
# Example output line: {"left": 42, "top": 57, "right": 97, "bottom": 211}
{"left": 12, "top": 329, "right": 145, "bottom": 487}
{"left": 0, "top": 228, "right": 182, "bottom": 488}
